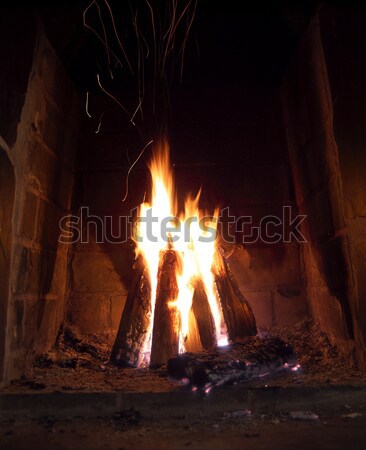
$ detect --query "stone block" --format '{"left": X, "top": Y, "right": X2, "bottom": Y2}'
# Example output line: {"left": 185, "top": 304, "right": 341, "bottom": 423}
{"left": 110, "top": 294, "right": 127, "bottom": 330}
{"left": 318, "top": 235, "right": 349, "bottom": 291}
{"left": 25, "top": 139, "right": 58, "bottom": 196}
{"left": 304, "top": 186, "right": 335, "bottom": 241}
{"left": 12, "top": 245, "right": 41, "bottom": 294}
{"left": 307, "top": 285, "right": 348, "bottom": 339}
{"left": 36, "top": 199, "right": 65, "bottom": 251}
{"left": 269, "top": 244, "right": 303, "bottom": 285}
{"left": 229, "top": 244, "right": 302, "bottom": 290}
{"left": 62, "top": 127, "right": 78, "bottom": 168}
{"left": 78, "top": 129, "right": 139, "bottom": 169}
{"left": 17, "top": 190, "right": 38, "bottom": 241}
{"left": 72, "top": 251, "right": 131, "bottom": 293}
{"left": 42, "top": 99, "right": 66, "bottom": 159}
{"left": 55, "top": 165, "right": 74, "bottom": 210}
{"left": 35, "top": 39, "right": 74, "bottom": 118}
{"left": 25, "top": 139, "right": 74, "bottom": 209}
{"left": 33, "top": 296, "right": 65, "bottom": 354}
{"left": 304, "top": 133, "right": 332, "bottom": 192}
{"left": 273, "top": 289, "right": 308, "bottom": 326}
{"left": 355, "top": 241, "right": 366, "bottom": 339}
{"left": 243, "top": 291, "right": 273, "bottom": 328}
{"left": 81, "top": 171, "right": 139, "bottom": 210}
{"left": 68, "top": 294, "right": 112, "bottom": 334}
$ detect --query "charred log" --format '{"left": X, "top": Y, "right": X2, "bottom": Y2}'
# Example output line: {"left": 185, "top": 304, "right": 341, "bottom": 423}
{"left": 167, "top": 337, "right": 297, "bottom": 389}
{"left": 150, "top": 250, "right": 180, "bottom": 368}
{"left": 110, "top": 256, "right": 152, "bottom": 367}
{"left": 214, "top": 248, "right": 257, "bottom": 341}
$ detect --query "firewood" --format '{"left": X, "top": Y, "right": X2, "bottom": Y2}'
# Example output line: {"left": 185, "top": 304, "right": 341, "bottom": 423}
{"left": 183, "top": 307, "right": 203, "bottom": 353}
{"left": 167, "top": 337, "right": 297, "bottom": 389}
{"left": 213, "top": 248, "right": 257, "bottom": 341}
{"left": 191, "top": 278, "right": 216, "bottom": 350}
{"left": 150, "top": 250, "right": 180, "bottom": 368}
{"left": 110, "top": 256, "right": 152, "bottom": 367}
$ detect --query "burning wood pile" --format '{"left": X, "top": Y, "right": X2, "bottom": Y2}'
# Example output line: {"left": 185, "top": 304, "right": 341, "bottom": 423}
{"left": 110, "top": 140, "right": 257, "bottom": 368}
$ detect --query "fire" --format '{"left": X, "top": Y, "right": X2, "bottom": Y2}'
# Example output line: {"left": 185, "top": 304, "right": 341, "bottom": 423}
{"left": 134, "top": 139, "right": 227, "bottom": 365}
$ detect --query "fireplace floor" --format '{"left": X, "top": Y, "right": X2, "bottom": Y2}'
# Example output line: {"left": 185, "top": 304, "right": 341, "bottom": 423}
{"left": 1, "top": 321, "right": 366, "bottom": 450}
{"left": 2, "top": 321, "right": 366, "bottom": 394}
{"left": 1, "top": 404, "right": 366, "bottom": 450}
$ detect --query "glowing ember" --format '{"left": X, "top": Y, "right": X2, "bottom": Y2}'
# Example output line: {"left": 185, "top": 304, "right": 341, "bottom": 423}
{"left": 134, "top": 139, "right": 227, "bottom": 365}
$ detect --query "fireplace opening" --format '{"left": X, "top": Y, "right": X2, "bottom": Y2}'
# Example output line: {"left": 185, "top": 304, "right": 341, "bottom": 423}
{"left": 1, "top": 0, "right": 366, "bottom": 435}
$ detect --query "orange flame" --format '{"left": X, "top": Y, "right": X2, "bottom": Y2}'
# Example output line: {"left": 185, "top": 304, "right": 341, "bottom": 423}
{"left": 134, "top": 140, "right": 227, "bottom": 364}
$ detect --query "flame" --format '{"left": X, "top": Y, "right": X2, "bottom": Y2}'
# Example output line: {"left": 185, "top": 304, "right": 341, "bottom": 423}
{"left": 134, "top": 140, "right": 227, "bottom": 364}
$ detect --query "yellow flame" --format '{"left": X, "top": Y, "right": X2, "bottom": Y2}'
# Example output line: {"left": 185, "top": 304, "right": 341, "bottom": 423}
{"left": 135, "top": 140, "right": 227, "bottom": 364}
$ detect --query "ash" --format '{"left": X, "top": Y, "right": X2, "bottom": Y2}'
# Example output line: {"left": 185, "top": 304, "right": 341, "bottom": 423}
{"left": 3, "top": 321, "right": 366, "bottom": 393}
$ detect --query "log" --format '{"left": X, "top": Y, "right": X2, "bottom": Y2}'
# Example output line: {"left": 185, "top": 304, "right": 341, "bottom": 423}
{"left": 150, "top": 250, "right": 180, "bottom": 368}
{"left": 167, "top": 337, "right": 297, "bottom": 390}
{"left": 191, "top": 278, "right": 216, "bottom": 350}
{"left": 183, "top": 308, "right": 203, "bottom": 353}
{"left": 213, "top": 248, "right": 257, "bottom": 341}
{"left": 110, "top": 256, "right": 152, "bottom": 367}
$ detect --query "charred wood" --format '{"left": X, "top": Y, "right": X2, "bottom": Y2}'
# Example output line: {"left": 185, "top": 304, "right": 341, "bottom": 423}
{"left": 214, "top": 248, "right": 257, "bottom": 341}
{"left": 150, "top": 250, "right": 180, "bottom": 368}
{"left": 110, "top": 256, "right": 152, "bottom": 367}
{"left": 191, "top": 278, "right": 216, "bottom": 350}
{"left": 167, "top": 337, "right": 297, "bottom": 389}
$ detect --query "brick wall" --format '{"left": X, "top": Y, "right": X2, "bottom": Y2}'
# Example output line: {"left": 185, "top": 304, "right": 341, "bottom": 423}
{"left": 2, "top": 19, "right": 80, "bottom": 382}
{"left": 281, "top": 7, "right": 366, "bottom": 364}
{"left": 68, "top": 82, "right": 307, "bottom": 337}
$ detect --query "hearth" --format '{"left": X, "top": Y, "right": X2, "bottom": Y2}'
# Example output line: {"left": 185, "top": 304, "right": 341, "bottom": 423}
{"left": 1, "top": 1, "right": 366, "bottom": 437}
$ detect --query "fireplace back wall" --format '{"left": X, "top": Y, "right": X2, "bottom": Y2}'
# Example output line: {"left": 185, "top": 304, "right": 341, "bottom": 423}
{"left": 68, "top": 88, "right": 307, "bottom": 340}
{"left": 66, "top": 3, "right": 308, "bottom": 341}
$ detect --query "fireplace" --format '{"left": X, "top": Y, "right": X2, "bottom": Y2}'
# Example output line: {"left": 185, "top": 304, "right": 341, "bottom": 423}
{"left": 1, "top": 2, "right": 366, "bottom": 448}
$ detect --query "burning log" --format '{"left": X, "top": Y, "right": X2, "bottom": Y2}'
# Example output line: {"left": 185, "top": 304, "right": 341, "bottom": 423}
{"left": 184, "top": 308, "right": 202, "bottom": 353}
{"left": 184, "top": 279, "right": 216, "bottom": 353}
{"left": 214, "top": 248, "right": 257, "bottom": 341}
{"left": 167, "top": 337, "right": 298, "bottom": 390}
{"left": 191, "top": 278, "right": 216, "bottom": 350}
{"left": 150, "top": 250, "right": 180, "bottom": 368}
{"left": 110, "top": 256, "right": 152, "bottom": 367}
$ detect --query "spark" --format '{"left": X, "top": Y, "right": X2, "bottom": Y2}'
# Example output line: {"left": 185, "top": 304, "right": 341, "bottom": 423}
{"left": 164, "top": 0, "right": 193, "bottom": 66}
{"left": 85, "top": 91, "right": 92, "bottom": 118}
{"left": 95, "top": 111, "right": 106, "bottom": 134}
{"left": 146, "top": 0, "right": 157, "bottom": 110}
{"left": 96, "top": 73, "right": 145, "bottom": 143}
{"left": 162, "top": 0, "right": 178, "bottom": 71}
{"left": 103, "top": 0, "right": 134, "bottom": 75}
{"left": 179, "top": 0, "right": 198, "bottom": 82}
{"left": 163, "top": 0, "right": 177, "bottom": 40}
{"left": 96, "top": 73, "right": 130, "bottom": 116}
{"left": 122, "top": 140, "right": 153, "bottom": 202}
{"left": 95, "top": 0, "right": 112, "bottom": 77}
{"left": 83, "top": 0, "right": 124, "bottom": 70}
{"left": 132, "top": 8, "right": 144, "bottom": 121}
{"left": 170, "top": 0, "right": 194, "bottom": 41}
{"left": 130, "top": 97, "right": 144, "bottom": 126}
